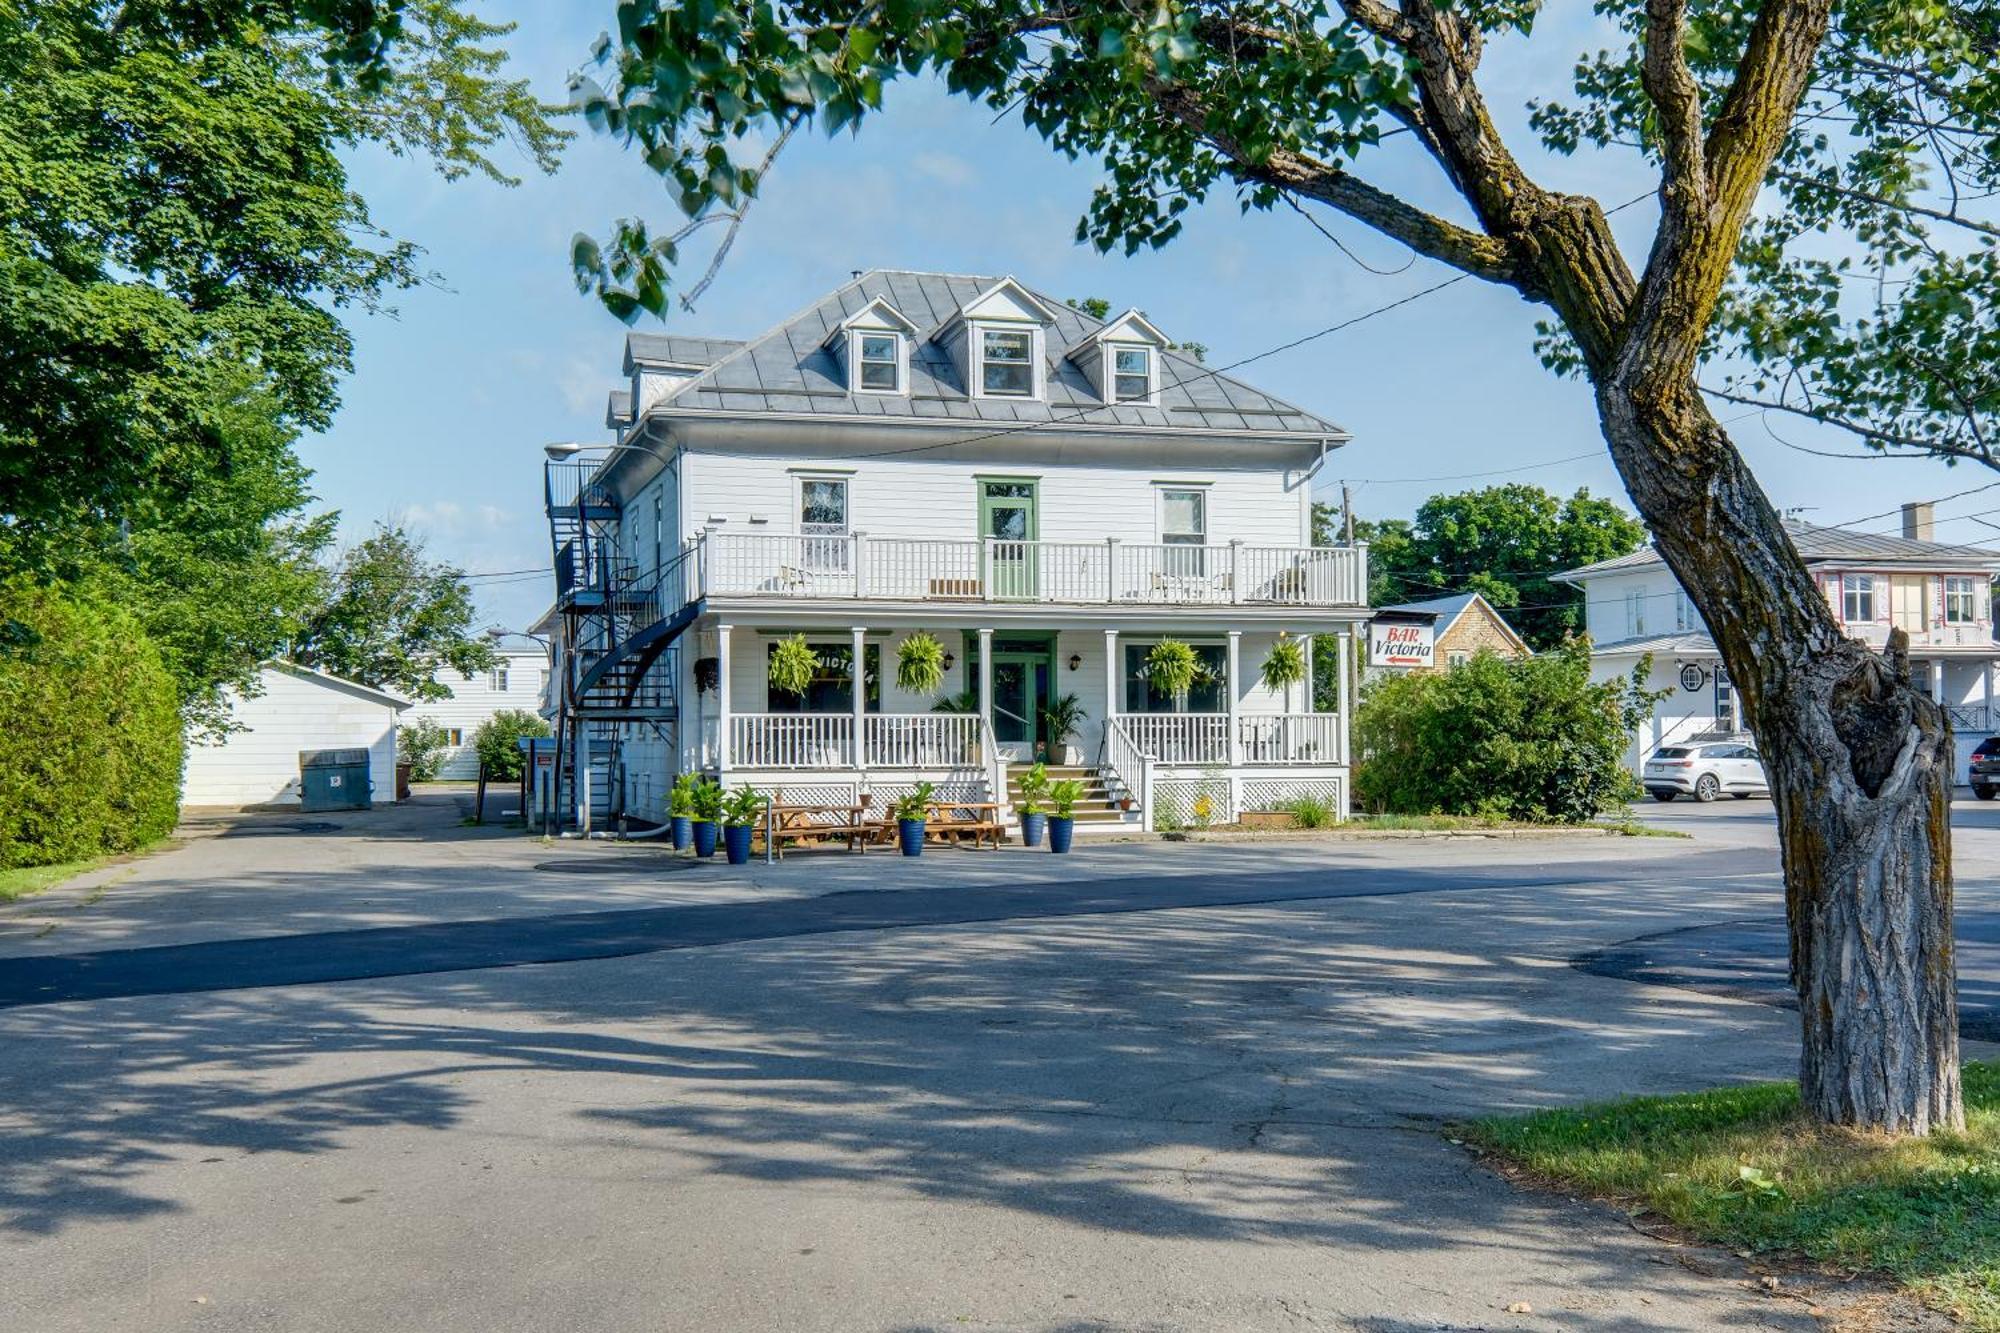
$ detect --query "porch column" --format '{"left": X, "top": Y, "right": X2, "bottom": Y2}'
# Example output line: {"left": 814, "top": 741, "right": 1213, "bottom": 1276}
{"left": 1300, "top": 632, "right": 1314, "bottom": 715}
{"left": 715, "top": 622, "right": 733, "bottom": 773}
{"left": 1226, "top": 630, "right": 1243, "bottom": 766}
{"left": 1335, "top": 627, "right": 1352, "bottom": 767}
{"left": 1986, "top": 664, "right": 1994, "bottom": 731}
{"left": 851, "top": 625, "right": 867, "bottom": 769}
{"left": 978, "top": 627, "right": 995, "bottom": 742}
{"left": 1103, "top": 629, "right": 1119, "bottom": 733}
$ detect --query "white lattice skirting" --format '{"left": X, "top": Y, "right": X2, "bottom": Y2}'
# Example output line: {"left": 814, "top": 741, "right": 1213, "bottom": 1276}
{"left": 1150, "top": 771, "right": 1348, "bottom": 829}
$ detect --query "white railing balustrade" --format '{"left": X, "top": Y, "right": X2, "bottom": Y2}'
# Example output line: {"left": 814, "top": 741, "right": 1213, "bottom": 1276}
{"left": 1116, "top": 713, "right": 1230, "bottom": 765}
{"left": 863, "top": 537, "right": 983, "bottom": 600}
{"left": 730, "top": 714, "right": 854, "bottom": 769}
{"left": 1114, "top": 543, "right": 1233, "bottom": 604}
{"left": 985, "top": 540, "right": 1113, "bottom": 602}
{"left": 706, "top": 532, "right": 857, "bottom": 598}
{"left": 1236, "top": 714, "right": 1342, "bottom": 764}
{"left": 863, "top": 714, "right": 984, "bottom": 768}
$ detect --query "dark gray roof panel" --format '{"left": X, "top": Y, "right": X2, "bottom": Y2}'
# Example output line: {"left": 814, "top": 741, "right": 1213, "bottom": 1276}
{"left": 625, "top": 333, "right": 745, "bottom": 368}
{"left": 1559, "top": 518, "right": 2000, "bottom": 581}
{"left": 645, "top": 269, "right": 1346, "bottom": 438}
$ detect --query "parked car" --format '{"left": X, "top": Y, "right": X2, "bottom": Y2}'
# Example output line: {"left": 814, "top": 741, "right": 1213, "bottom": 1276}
{"left": 1971, "top": 736, "right": 2000, "bottom": 800}
{"left": 1643, "top": 743, "right": 1770, "bottom": 802}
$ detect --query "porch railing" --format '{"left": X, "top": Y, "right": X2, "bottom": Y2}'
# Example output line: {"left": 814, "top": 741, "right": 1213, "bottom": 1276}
{"left": 863, "top": 714, "right": 984, "bottom": 768}
{"left": 1117, "top": 713, "right": 1231, "bottom": 765}
{"left": 694, "top": 532, "right": 1366, "bottom": 608}
{"left": 1236, "top": 714, "right": 1342, "bottom": 765}
{"left": 730, "top": 713, "right": 853, "bottom": 769}
{"left": 1946, "top": 703, "right": 1992, "bottom": 732}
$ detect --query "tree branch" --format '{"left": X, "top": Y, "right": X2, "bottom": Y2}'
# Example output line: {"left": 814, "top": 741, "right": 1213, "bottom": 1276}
{"left": 1641, "top": 0, "right": 1709, "bottom": 205}
{"left": 1772, "top": 169, "right": 2000, "bottom": 240}
{"left": 1702, "top": 384, "right": 1996, "bottom": 464}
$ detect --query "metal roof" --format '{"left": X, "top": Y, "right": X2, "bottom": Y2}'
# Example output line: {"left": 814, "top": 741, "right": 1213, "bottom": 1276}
{"left": 1557, "top": 518, "right": 2000, "bottom": 582}
{"left": 641, "top": 269, "right": 1347, "bottom": 439}
{"left": 1587, "top": 631, "right": 1719, "bottom": 657}
{"left": 624, "top": 333, "right": 746, "bottom": 370}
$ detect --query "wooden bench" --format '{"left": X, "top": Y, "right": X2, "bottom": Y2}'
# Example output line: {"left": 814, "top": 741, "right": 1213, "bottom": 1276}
{"left": 925, "top": 800, "right": 1005, "bottom": 850}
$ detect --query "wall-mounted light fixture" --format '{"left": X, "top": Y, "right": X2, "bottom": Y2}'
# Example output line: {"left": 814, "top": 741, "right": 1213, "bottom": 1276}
{"left": 942, "top": 652, "right": 957, "bottom": 671}
{"left": 1067, "top": 653, "right": 1083, "bottom": 671}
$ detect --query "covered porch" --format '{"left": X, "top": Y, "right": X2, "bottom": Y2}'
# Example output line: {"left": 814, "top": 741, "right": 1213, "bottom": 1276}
{"left": 683, "top": 611, "right": 1363, "bottom": 829}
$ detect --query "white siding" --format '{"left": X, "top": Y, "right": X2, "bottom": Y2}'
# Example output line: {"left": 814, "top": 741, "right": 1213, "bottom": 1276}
{"left": 181, "top": 667, "right": 402, "bottom": 807}
{"left": 681, "top": 452, "right": 1309, "bottom": 547}
{"left": 1581, "top": 570, "right": 1691, "bottom": 642}
{"left": 401, "top": 649, "right": 551, "bottom": 778}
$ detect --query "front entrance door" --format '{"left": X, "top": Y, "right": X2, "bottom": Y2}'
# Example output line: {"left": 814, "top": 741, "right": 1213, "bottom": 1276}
{"left": 981, "top": 481, "right": 1039, "bottom": 599}
{"left": 1891, "top": 575, "right": 1927, "bottom": 635}
{"left": 991, "top": 651, "right": 1049, "bottom": 759}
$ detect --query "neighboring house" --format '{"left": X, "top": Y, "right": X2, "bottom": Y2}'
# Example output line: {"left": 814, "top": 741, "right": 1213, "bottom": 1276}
{"left": 182, "top": 661, "right": 406, "bottom": 808}
{"left": 541, "top": 269, "right": 1370, "bottom": 831}
{"left": 1556, "top": 503, "right": 2000, "bottom": 782}
{"left": 400, "top": 646, "right": 552, "bottom": 778}
{"left": 1374, "top": 592, "right": 1529, "bottom": 671}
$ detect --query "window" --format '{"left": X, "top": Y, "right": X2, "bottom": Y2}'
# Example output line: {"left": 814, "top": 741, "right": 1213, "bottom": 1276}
{"left": 1946, "top": 575, "right": 1980, "bottom": 624}
{"left": 653, "top": 491, "right": 664, "bottom": 576}
{"left": 488, "top": 667, "right": 509, "bottom": 692}
{"left": 766, "top": 642, "right": 880, "bottom": 713}
{"left": 799, "top": 477, "right": 849, "bottom": 572}
{"left": 856, "top": 332, "right": 900, "bottom": 391}
{"left": 1160, "top": 488, "right": 1206, "bottom": 545}
{"left": 980, "top": 328, "right": 1035, "bottom": 396}
{"left": 446, "top": 728, "right": 464, "bottom": 747}
{"left": 1674, "top": 588, "right": 1697, "bottom": 632}
{"left": 1841, "top": 573, "right": 1877, "bottom": 623}
{"left": 1625, "top": 589, "right": 1647, "bottom": 638}
{"left": 539, "top": 668, "right": 551, "bottom": 693}
{"left": 1714, "top": 671, "right": 1737, "bottom": 733}
{"left": 1112, "top": 346, "right": 1152, "bottom": 402}
{"left": 1447, "top": 651, "right": 1470, "bottom": 668}
{"left": 1124, "top": 642, "right": 1226, "bottom": 713}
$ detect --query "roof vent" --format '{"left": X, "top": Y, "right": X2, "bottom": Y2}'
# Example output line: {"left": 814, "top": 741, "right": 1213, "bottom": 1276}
{"left": 1902, "top": 501, "right": 1935, "bottom": 541}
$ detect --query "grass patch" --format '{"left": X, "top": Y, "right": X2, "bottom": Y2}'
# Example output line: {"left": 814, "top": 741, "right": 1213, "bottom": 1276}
{"left": 0, "top": 858, "right": 101, "bottom": 903}
{"left": 1462, "top": 1062, "right": 2000, "bottom": 1326}
{"left": 1340, "top": 812, "right": 1688, "bottom": 836}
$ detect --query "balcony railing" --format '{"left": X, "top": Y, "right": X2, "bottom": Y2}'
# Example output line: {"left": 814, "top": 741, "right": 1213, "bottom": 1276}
{"left": 725, "top": 713, "right": 989, "bottom": 769}
{"left": 699, "top": 532, "right": 1365, "bottom": 607}
{"left": 1112, "top": 712, "right": 1343, "bottom": 767}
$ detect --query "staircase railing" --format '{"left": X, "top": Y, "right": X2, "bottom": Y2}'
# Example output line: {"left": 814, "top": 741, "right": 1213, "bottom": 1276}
{"left": 1100, "top": 717, "right": 1156, "bottom": 832}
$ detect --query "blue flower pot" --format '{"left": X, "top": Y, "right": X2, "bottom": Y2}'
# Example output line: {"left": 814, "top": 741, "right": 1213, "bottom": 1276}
{"left": 1047, "top": 816, "right": 1075, "bottom": 854}
{"left": 670, "top": 815, "right": 692, "bottom": 851}
{"left": 691, "top": 820, "right": 718, "bottom": 858}
{"left": 897, "top": 818, "right": 926, "bottom": 857}
{"left": 1019, "top": 811, "right": 1046, "bottom": 847}
{"left": 723, "top": 824, "right": 752, "bottom": 864}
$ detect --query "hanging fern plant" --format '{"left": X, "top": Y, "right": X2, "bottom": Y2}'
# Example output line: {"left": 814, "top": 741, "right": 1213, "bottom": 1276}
{"left": 1260, "top": 633, "right": 1306, "bottom": 694}
{"left": 768, "top": 634, "right": 820, "bottom": 697}
{"left": 1146, "top": 639, "right": 1199, "bottom": 705}
{"left": 896, "top": 632, "right": 947, "bottom": 697}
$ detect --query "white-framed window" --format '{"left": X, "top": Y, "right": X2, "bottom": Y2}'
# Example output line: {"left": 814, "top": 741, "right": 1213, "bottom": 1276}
{"left": 1674, "top": 587, "right": 1697, "bottom": 632}
{"left": 978, "top": 327, "right": 1036, "bottom": 397}
{"left": 446, "top": 727, "right": 464, "bottom": 747}
{"left": 1447, "top": 650, "right": 1469, "bottom": 667}
{"left": 798, "top": 475, "right": 850, "bottom": 572}
{"left": 539, "top": 668, "right": 552, "bottom": 693}
{"left": 1159, "top": 487, "right": 1206, "bottom": 545}
{"left": 1111, "top": 345, "right": 1153, "bottom": 402}
{"left": 488, "top": 667, "right": 509, "bottom": 692}
{"left": 1841, "top": 573, "right": 1877, "bottom": 623}
{"left": 1945, "top": 575, "right": 1980, "bottom": 624}
{"left": 855, "top": 332, "right": 902, "bottom": 393}
{"left": 652, "top": 490, "right": 664, "bottom": 576}
{"left": 1625, "top": 588, "right": 1647, "bottom": 638}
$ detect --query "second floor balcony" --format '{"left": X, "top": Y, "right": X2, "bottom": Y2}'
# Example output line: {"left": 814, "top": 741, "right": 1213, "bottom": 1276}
{"left": 695, "top": 532, "right": 1367, "bottom": 608}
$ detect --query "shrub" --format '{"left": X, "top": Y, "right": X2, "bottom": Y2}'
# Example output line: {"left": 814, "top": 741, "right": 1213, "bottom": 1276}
{"left": 1281, "top": 793, "right": 1337, "bottom": 829}
{"left": 1353, "top": 641, "right": 1659, "bottom": 824}
{"left": 472, "top": 709, "right": 550, "bottom": 782}
{"left": 0, "top": 583, "right": 183, "bottom": 869}
{"left": 398, "top": 716, "right": 451, "bottom": 781}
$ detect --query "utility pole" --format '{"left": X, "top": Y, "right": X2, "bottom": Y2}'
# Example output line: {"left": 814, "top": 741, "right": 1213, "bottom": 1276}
{"left": 1341, "top": 482, "right": 1362, "bottom": 724}
{"left": 1341, "top": 482, "right": 1356, "bottom": 546}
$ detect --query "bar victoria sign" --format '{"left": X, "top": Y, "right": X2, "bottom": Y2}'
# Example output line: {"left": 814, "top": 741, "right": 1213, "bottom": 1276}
{"left": 1369, "top": 620, "right": 1435, "bottom": 669}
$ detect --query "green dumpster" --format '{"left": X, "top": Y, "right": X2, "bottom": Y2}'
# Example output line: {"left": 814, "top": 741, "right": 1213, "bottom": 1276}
{"left": 299, "top": 748, "right": 372, "bottom": 812}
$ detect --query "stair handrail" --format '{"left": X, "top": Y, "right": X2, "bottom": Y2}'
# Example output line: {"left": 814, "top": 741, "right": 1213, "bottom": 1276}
{"left": 1099, "top": 716, "right": 1156, "bottom": 831}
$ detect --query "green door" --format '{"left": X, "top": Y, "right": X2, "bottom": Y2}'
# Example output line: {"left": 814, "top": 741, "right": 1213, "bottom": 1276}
{"left": 991, "top": 651, "right": 1047, "bottom": 752}
{"left": 980, "top": 480, "right": 1038, "bottom": 599}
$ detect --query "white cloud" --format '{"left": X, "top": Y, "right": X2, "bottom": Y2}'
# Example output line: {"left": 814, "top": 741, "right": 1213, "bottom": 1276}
{"left": 911, "top": 151, "right": 977, "bottom": 188}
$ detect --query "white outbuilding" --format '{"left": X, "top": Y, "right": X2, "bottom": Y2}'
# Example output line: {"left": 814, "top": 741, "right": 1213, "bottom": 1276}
{"left": 181, "top": 662, "right": 408, "bottom": 809}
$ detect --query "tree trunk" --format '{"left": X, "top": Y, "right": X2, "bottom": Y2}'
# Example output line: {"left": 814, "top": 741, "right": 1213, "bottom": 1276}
{"left": 1592, "top": 378, "right": 1964, "bottom": 1135}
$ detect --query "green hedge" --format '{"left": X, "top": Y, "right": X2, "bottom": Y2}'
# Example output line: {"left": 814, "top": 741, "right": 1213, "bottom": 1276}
{"left": 474, "top": 709, "right": 549, "bottom": 782}
{"left": 0, "top": 583, "right": 184, "bottom": 868}
{"left": 1353, "top": 639, "right": 1657, "bottom": 824}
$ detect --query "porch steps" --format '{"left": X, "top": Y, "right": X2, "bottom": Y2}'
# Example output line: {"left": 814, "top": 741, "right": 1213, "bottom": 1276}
{"left": 1004, "top": 765, "right": 1132, "bottom": 827}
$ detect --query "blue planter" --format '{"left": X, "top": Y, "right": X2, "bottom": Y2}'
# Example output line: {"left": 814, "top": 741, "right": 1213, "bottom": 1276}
{"left": 897, "top": 818, "right": 926, "bottom": 857}
{"left": 1047, "top": 816, "right": 1075, "bottom": 854}
{"left": 691, "top": 820, "right": 718, "bottom": 858}
{"left": 723, "top": 824, "right": 753, "bottom": 864}
{"left": 670, "top": 815, "right": 692, "bottom": 850}
{"left": 1019, "top": 811, "right": 1047, "bottom": 847}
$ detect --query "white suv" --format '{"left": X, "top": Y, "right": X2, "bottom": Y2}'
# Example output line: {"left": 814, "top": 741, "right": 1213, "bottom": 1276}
{"left": 1643, "top": 743, "right": 1770, "bottom": 802}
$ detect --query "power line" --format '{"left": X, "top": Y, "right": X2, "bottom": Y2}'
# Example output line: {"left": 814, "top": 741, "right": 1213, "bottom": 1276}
{"left": 1336, "top": 450, "right": 1604, "bottom": 486}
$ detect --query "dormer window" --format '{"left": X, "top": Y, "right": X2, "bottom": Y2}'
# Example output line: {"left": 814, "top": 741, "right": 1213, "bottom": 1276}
{"left": 980, "top": 328, "right": 1036, "bottom": 396}
{"left": 856, "top": 332, "right": 901, "bottom": 392}
{"left": 1112, "top": 346, "right": 1153, "bottom": 402}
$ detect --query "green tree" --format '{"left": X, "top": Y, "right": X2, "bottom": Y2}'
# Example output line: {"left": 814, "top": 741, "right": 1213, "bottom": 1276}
{"left": 572, "top": 0, "right": 2000, "bottom": 1133}
{"left": 291, "top": 525, "right": 497, "bottom": 701}
{"left": 1353, "top": 643, "right": 1657, "bottom": 824}
{"left": 474, "top": 709, "right": 550, "bottom": 782}
{"left": 398, "top": 716, "right": 452, "bottom": 782}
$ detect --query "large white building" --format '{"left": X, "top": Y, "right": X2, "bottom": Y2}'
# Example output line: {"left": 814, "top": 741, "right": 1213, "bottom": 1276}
{"left": 401, "top": 646, "right": 551, "bottom": 779}
{"left": 181, "top": 662, "right": 406, "bottom": 808}
{"left": 540, "top": 270, "right": 1371, "bottom": 831}
{"left": 1557, "top": 503, "right": 2000, "bottom": 782}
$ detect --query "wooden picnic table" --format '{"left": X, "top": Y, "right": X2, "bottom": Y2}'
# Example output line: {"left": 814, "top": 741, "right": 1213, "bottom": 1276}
{"left": 762, "top": 803, "right": 869, "bottom": 857}
{"left": 924, "top": 800, "right": 1006, "bottom": 850}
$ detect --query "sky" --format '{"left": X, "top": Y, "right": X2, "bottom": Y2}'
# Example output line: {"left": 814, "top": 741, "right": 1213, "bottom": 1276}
{"left": 302, "top": 2, "right": 1996, "bottom": 634}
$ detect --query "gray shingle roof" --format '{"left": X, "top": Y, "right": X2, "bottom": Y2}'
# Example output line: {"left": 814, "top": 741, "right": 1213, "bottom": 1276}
{"left": 605, "top": 389, "right": 632, "bottom": 428}
{"left": 625, "top": 333, "right": 746, "bottom": 370}
{"left": 639, "top": 270, "right": 1347, "bottom": 439}
{"left": 1381, "top": 592, "right": 1483, "bottom": 621}
{"left": 1557, "top": 518, "right": 2000, "bottom": 582}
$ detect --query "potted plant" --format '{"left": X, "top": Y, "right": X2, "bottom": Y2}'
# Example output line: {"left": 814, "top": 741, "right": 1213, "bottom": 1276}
{"left": 768, "top": 634, "right": 819, "bottom": 698}
{"left": 1146, "top": 639, "right": 1199, "bottom": 711}
{"left": 720, "top": 785, "right": 765, "bottom": 864}
{"left": 892, "top": 781, "right": 936, "bottom": 857}
{"left": 1014, "top": 761, "right": 1050, "bottom": 847}
{"left": 896, "top": 631, "right": 947, "bottom": 698}
{"left": 1046, "top": 778, "right": 1085, "bottom": 853}
{"left": 1039, "top": 692, "right": 1085, "bottom": 764}
{"left": 1260, "top": 633, "right": 1307, "bottom": 709}
{"left": 668, "top": 773, "right": 698, "bottom": 850}
{"left": 689, "top": 777, "right": 724, "bottom": 857}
